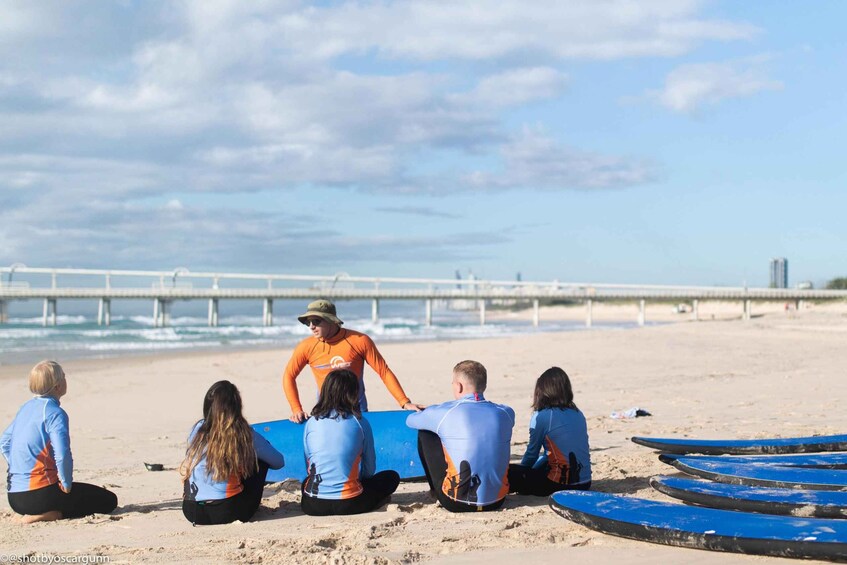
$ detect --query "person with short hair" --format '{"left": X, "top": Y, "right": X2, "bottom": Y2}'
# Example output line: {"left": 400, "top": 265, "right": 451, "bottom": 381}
{"left": 301, "top": 369, "right": 400, "bottom": 516}
{"left": 282, "top": 299, "right": 423, "bottom": 423}
{"left": 508, "top": 367, "right": 591, "bottom": 496}
{"left": 1, "top": 361, "right": 118, "bottom": 523}
{"left": 181, "top": 380, "right": 285, "bottom": 525}
{"left": 406, "top": 360, "right": 514, "bottom": 512}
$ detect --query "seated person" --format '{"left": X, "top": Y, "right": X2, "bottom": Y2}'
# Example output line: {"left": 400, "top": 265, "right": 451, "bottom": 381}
{"left": 2, "top": 360, "right": 118, "bottom": 523}
{"left": 406, "top": 360, "right": 514, "bottom": 512}
{"left": 181, "top": 380, "right": 284, "bottom": 525}
{"left": 508, "top": 367, "right": 591, "bottom": 496}
{"left": 301, "top": 369, "right": 400, "bottom": 516}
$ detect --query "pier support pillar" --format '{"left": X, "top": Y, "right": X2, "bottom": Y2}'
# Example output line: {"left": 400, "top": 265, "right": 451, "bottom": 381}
{"left": 97, "top": 299, "right": 111, "bottom": 326}
{"left": 743, "top": 299, "right": 751, "bottom": 321}
{"left": 43, "top": 299, "right": 57, "bottom": 327}
{"left": 154, "top": 299, "right": 170, "bottom": 327}
{"left": 586, "top": 299, "right": 593, "bottom": 328}
{"left": 532, "top": 299, "right": 539, "bottom": 328}
{"left": 637, "top": 300, "right": 646, "bottom": 327}
{"left": 263, "top": 299, "right": 273, "bottom": 327}
{"left": 425, "top": 299, "right": 432, "bottom": 327}
{"left": 209, "top": 299, "right": 219, "bottom": 327}
{"left": 480, "top": 300, "right": 486, "bottom": 326}
{"left": 0, "top": 301, "right": 7, "bottom": 324}
{"left": 692, "top": 299, "right": 699, "bottom": 322}
{"left": 372, "top": 299, "right": 379, "bottom": 324}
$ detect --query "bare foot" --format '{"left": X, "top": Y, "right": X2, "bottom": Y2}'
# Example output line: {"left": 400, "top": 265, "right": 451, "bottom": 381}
{"left": 18, "top": 511, "right": 62, "bottom": 524}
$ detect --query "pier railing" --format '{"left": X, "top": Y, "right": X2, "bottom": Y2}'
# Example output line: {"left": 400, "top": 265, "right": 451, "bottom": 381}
{"left": 1, "top": 266, "right": 845, "bottom": 328}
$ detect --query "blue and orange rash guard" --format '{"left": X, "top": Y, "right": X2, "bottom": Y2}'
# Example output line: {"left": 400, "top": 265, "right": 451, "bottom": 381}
{"left": 282, "top": 329, "right": 411, "bottom": 414}
{"left": 520, "top": 408, "right": 592, "bottom": 486}
{"left": 406, "top": 393, "right": 515, "bottom": 506}
{"left": 184, "top": 421, "right": 285, "bottom": 502}
{"left": 1, "top": 397, "right": 73, "bottom": 493}
{"left": 302, "top": 412, "right": 375, "bottom": 500}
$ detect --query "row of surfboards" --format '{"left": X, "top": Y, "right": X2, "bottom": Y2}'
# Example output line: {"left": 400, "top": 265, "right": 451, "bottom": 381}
{"left": 549, "top": 433, "right": 847, "bottom": 561}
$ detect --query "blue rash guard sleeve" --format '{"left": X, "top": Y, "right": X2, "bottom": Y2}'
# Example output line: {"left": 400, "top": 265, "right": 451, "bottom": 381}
{"left": 359, "top": 417, "right": 376, "bottom": 479}
{"left": 253, "top": 430, "right": 285, "bottom": 470}
{"left": 405, "top": 403, "right": 449, "bottom": 432}
{"left": 520, "top": 411, "right": 545, "bottom": 468}
{"left": 0, "top": 422, "right": 12, "bottom": 464}
{"left": 46, "top": 408, "right": 73, "bottom": 490}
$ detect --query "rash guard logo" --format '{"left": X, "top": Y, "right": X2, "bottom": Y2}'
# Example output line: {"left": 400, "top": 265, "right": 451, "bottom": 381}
{"left": 330, "top": 356, "right": 351, "bottom": 369}
{"left": 315, "top": 355, "right": 352, "bottom": 370}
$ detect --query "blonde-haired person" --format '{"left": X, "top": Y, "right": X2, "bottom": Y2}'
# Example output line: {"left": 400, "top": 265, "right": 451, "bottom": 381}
{"left": 181, "top": 380, "right": 284, "bottom": 525}
{"left": 1, "top": 361, "right": 117, "bottom": 523}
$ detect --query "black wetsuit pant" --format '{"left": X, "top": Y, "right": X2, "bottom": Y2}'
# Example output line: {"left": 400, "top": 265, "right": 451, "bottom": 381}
{"left": 507, "top": 463, "right": 591, "bottom": 496}
{"left": 182, "top": 461, "right": 270, "bottom": 525}
{"left": 417, "top": 430, "right": 505, "bottom": 513}
{"left": 8, "top": 482, "right": 118, "bottom": 519}
{"left": 300, "top": 470, "right": 400, "bottom": 516}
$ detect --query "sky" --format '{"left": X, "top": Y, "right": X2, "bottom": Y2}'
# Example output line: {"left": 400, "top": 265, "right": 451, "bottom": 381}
{"left": 1, "top": 1, "right": 845, "bottom": 288}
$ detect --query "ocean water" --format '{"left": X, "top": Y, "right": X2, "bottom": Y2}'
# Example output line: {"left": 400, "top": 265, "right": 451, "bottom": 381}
{"left": 0, "top": 300, "right": 640, "bottom": 366}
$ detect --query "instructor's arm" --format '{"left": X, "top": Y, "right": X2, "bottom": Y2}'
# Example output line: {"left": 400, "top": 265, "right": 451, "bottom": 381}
{"left": 282, "top": 345, "right": 309, "bottom": 423}
{"left": 362, "top": 336, "right": 424, "bottom": 411}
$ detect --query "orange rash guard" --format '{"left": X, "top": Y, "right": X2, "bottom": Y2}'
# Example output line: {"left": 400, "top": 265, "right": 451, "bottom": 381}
{"left": 282, "top": 328, "right": 410, "bottom": 414}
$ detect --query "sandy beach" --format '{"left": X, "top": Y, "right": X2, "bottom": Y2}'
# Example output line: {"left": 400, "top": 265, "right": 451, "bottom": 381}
{"left": 2, "top": 302, "right": 847, "bottom": 564}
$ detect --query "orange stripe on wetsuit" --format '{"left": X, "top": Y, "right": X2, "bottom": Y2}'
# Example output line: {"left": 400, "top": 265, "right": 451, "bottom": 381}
{"left": 282, "top": 328, "right": 410, "bottom": 413}
{"left": 28, "top": 442, "right": 59, "bottom": 491}
{"left": 545, "top": 438, "right": 570, "bottom": 484}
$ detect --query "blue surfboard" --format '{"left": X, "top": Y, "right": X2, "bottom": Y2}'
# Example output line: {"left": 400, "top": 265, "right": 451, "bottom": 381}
{"left": 252, "top": 410, "right": 424, "bottom": 483}
{"left": 670, "top": 457, "right": 847, "bottom": 491}
{"left": 550, "top": 490, "right": 847, "bottom": 560}
{"left": 659, "top": 452, "right": 847, "bottom": 468}
{"left": 650, "top": 476, "right": 847, "bottom": 519}
{"left": 632, "top": 433, "right": 847, "bottom": 455}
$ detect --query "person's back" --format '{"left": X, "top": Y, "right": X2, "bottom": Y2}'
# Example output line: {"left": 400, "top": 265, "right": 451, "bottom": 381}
{"left": 509, "top": 366, "right": 591, "bottom": 496}
{"left": 411, "top": 394, "right": 514, "bottom": 505}
{"left": 3, "top": 396, "right": 71, "bottom": 494}
{"left": 303, "top": 413, "right": 371, "bottom": 499}
{"left": 523, "top": 407, "right": 591, "bottom": 486}
{"left": 180, "top": 380, "right": 284, "bottom": 525}
{"left": 406, "top": 360, "right": 514, "bottom": 512}
{"left": 184, "top": 422, "right": 284, "bottom": 502}
{"left": 299, "top": 369, "right": 400, "bottom": 516}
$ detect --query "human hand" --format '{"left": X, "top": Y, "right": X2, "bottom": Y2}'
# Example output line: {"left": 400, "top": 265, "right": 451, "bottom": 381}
{"left": 402, "top": 402, "right": 425, "bottom": 412}
{"left": 59, "top": 483, "right": 71, "bottom": 494}
{"left": 289, "top": 410, "right": 308, "bottom": 423}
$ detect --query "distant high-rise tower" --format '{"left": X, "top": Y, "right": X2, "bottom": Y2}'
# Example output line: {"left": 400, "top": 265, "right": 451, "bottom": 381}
{"left": 769, "top": 257, "right": 788, "bottom": 288}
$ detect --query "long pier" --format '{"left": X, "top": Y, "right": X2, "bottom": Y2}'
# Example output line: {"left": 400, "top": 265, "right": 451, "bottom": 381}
{"left": 1, "top": 266, "right": 845, "bottom": 328}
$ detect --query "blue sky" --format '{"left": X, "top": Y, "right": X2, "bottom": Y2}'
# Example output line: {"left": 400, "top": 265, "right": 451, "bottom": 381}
{"left": 1, "top": 1, "right": 845, "bottom": 287}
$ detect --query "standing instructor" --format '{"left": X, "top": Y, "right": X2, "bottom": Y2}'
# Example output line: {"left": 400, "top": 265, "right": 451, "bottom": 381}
{"left": 282, "top": 299, "right": 423, "bottom": 423}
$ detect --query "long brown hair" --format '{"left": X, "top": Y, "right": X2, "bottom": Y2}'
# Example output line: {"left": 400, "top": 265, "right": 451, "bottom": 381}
{"left": 532, "top": 367, "right": 577, "bottom": 411}
{"left": 180, "top": 380, "right": 257, "bottom": 482}
{"left": 311, "top": 369, "right": 361, "bottom": 420}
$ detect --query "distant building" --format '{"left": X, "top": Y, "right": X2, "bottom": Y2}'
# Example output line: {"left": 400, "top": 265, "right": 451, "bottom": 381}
{"left": 769, "top": 257, "right": 788, "bottom": 288}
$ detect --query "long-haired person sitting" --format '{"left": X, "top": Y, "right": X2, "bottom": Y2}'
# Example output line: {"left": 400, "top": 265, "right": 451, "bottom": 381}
{"left": 180, "top": 380, "right": 284, "bottom": 525}
{"left": 301, "top": 369, "right": 400, "bottom": 516}
{"left": 2, "top": 361, "right": 117, "bottom": 523}
{"left": 508, "top": 366, "right": 591, "bottom": 496}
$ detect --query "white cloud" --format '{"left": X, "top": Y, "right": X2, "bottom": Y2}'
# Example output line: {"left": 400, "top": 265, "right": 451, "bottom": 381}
{"left": 0, "top": 1, "right": 760, "bottom": 268}
{"left": 653, "top": 59, "right": 783, "bottom": 113}
{"left": 284, "top": 0, "right": 757, "bottom": 61}
{"left": 464, "top": 127, "right": 657, "bottom": 191}
{"left": 453, "top": 67, "right": 569, "bottom": 108}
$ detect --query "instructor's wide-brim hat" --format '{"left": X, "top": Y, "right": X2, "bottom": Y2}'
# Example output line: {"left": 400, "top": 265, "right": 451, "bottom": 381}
{"left": 298, "top": 299, "right": 344, "bottom": 326}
